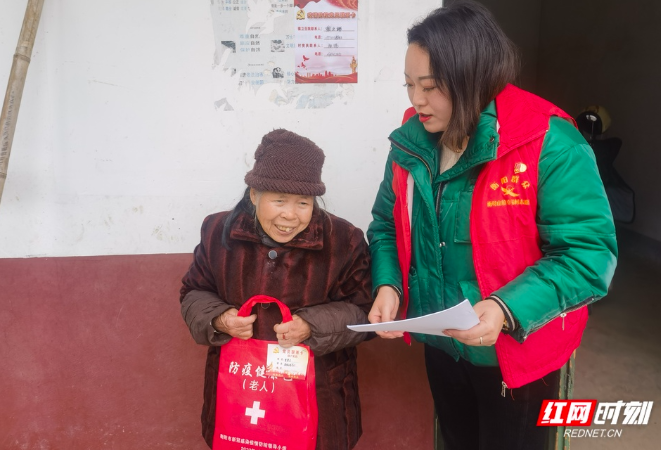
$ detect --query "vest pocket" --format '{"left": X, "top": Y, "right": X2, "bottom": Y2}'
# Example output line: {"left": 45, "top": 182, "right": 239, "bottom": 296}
{"left": 454, "top": 190, "right": 473, "bottom": 243}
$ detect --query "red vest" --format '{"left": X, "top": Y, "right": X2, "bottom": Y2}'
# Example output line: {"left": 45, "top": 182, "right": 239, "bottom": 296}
{"left": 395, "top": 85, "right": 588, "bottom": 388}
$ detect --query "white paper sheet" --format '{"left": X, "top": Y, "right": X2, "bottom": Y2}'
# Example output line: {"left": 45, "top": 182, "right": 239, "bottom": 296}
{"left": 347, "top": 299, "right": 479, "bottom": 337}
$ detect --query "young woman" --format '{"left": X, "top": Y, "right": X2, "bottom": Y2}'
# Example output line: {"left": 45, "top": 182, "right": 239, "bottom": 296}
{"left": 367, "top": 2, "right": 617, "bottom": 448}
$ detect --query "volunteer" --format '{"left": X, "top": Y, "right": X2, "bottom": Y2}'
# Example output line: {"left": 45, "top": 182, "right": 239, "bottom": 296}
{"left": 367, "top": 2, "right": 617, "bottom": 448}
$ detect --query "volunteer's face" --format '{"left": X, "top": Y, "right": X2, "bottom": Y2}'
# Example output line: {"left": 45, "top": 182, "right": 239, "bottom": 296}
{"left": 250, "top": 189, "right": 314, "bottom": 243}
{"left": 404, "top": 43, "right": 453, "bottom": 133}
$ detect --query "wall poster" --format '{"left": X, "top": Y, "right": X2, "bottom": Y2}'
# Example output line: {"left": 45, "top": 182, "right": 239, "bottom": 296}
{"left": 210, "top": 0, "right": 359, "bottom": 110}
{"left": 294, "top": 0, "right": 359, "bottom": 83}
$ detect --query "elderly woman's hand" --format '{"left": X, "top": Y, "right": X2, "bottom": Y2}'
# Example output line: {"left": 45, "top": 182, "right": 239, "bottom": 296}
{"left": 443, "top": 299, "right": 505, "bottom": 346}
{"left": 273, "top": 315, "right": 312, "bottom": 348}
{"left": 368, "top": 286, "right": 403, "bottom": 339}
{"left": 212, "top": 308, "right": 257, "bottom": 340}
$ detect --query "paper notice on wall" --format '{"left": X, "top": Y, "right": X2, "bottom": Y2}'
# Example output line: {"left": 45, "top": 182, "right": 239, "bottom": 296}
{"left": 210, "top": 1, "right": 297, "bottom": 94}
{"left": 210, "top": 0, "right": 358, "bottom": 110}
{"left": 294, "top": 0, "right": 359, "bottom": 83}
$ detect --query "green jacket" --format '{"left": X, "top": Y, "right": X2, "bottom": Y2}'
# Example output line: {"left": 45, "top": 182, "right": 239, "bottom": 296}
{"left": 368, "top": 100, "right": 617, "bottom": 367}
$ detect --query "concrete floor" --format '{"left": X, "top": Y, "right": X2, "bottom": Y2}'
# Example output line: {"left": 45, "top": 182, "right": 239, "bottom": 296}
{"left": 571, "top": 247, "right": 661, "bottom": 449}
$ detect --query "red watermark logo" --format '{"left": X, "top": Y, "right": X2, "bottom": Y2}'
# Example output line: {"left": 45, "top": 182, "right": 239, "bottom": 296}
{"left": 537, "top": 400, "right": 653, "bottom": 427}
{"left": 538, "top": 400, "right": 597, "bottom": 426}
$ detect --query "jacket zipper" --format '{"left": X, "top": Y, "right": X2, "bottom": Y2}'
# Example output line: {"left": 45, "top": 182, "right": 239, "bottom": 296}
{"left": 521, "top": 295, "right": 595, "bottom": 341}
{"left": 435, "top": 181, "right": 446, "bottom": 216}
{"left": 389, "top": 138, "right": 448, "bottom": 313}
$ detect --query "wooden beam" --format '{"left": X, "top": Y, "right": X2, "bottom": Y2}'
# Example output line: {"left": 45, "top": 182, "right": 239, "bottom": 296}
{"left": 0, "top": 0, "right": 45, "bottom": 205}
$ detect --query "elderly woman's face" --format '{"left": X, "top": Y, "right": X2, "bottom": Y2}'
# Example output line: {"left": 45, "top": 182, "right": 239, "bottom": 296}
{"left": 250, "top": 189, "right": 314, "bottom": 243}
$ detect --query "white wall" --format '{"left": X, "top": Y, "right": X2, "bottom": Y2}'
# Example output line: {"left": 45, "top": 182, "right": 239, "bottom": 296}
{"left": 0, "top": 0, "right": 442, "bottom": 258}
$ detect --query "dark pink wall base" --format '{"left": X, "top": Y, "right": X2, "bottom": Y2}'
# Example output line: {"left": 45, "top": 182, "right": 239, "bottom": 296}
{"left": 0, "top": 255, "right": 433, "bottom": 449}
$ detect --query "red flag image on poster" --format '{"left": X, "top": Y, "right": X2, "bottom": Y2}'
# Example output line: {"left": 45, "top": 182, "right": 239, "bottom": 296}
{"left": 213, "top": 295, "right": 318, "bottom": 450}
{"left": 295, "top": 0, "right": 359, "bottom": 83}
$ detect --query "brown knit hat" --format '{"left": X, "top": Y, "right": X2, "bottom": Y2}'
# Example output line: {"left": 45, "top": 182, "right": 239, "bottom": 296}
{"left": 244, "top": 129, "right": 326, "bottom": 196}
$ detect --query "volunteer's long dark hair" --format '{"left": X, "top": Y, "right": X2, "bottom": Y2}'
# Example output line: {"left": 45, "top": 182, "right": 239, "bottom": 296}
{"left": 407, "top": 0, "right": 519, "bottom": 150}
{"left": 221, "top": 187, "right": 324, "bottom": 249}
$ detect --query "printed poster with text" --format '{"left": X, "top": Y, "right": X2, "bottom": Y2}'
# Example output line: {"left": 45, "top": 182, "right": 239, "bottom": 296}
{"left": 295, "top": 0, "right": 358, "bottom": 83}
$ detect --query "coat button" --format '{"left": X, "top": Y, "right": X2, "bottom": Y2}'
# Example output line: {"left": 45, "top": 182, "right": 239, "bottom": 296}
{"left": 439, "top": 242, "right": 446, "bottom": 247}
{"left": 268, "top": 249, "right": 278, "bottom": 259}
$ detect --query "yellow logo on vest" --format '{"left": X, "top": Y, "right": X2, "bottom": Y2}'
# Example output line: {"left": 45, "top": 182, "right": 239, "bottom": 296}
{"left": 501, "top": 186, "right": 519, "bottom": 197}
{"left": 487, "top": 166, "right": 531, "bottom": 208}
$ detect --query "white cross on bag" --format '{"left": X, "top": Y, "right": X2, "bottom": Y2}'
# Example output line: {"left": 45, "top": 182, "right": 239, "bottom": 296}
{"left": 245, "top": 401, "right": 266, "bottom": 425}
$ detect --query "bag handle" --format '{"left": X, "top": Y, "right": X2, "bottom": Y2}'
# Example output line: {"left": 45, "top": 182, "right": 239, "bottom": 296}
{"left": 237, "top": 295, "right": 293, "bottom": 323}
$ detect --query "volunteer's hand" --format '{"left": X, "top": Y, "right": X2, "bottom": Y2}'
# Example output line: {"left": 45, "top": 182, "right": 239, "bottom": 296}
{"left": 444, "top": 299, "right": 505, "bottom": 346}
{"left": 212, "top": 308, "right": 256, "bottom": 340}
{"left": 368, "top": 285, "right": 403, "bottom": 339}
{"left": 274, "top": 315, "right": 311, "bottom": 347}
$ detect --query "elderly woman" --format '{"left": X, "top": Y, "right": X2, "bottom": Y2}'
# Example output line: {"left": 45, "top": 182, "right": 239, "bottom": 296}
{"left": 180, "top": 129, "right": 372, "bottom": 450}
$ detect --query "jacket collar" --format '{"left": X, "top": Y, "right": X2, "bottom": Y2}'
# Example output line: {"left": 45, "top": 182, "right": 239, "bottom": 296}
{"left": 229, "top": 209, "right": 325, "bottom": 250}
{"left": 442, "top": 101, "right": 499, "bottom": 179}
{"left": 389, "top": 101, "right": 499, "bottom": 179}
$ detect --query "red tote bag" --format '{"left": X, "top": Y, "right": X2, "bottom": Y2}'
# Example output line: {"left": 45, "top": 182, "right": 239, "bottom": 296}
{"left": 212, "top": 295, "right": 318, "bottom": 450}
